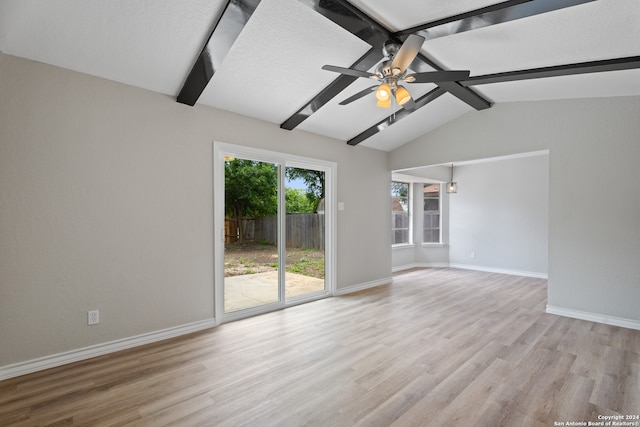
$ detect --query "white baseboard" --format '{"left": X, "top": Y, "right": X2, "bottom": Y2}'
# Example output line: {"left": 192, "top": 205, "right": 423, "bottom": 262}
{"left": 392, "top": 263, "right": 418, "bottom": 273}
{"left": 392, "top": 263, "right": 450, "bottom": 273}
{"left": 546, "top": 306, "right": 640, "bottom": 331}
{"left": 393, "top": 263, "right": 547, "bottom": 279}
{"left": 335, "top": 277, "right": 392, "bottom": 295}
{"left": 0, "top": 318, "right": 217, "bottom": 381}
{"left": 449, "top": 263, "right": 548, "bottom": 279}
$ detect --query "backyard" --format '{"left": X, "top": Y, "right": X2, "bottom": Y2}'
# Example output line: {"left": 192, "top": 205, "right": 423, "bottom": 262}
{"left": 224, "top": 242, "right": 324, "bottom": 279}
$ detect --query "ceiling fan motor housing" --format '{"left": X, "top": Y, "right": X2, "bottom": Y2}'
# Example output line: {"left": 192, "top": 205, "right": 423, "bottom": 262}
{"left": 382, "top": 40, "right": 400, "bottom": 59}
{"left": 376, "top": 60, "right": 394, "bottom": 78}
{"left": 378, "top": 40, "right": 405, "bottom": 79}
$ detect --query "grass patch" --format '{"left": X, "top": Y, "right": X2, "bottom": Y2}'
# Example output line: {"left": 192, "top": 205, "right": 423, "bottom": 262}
{"left": 286, "top": 257, "right": 324, "bottom": 278}
{"left": 224, "top": 243, "right": 324, "bottom": 278}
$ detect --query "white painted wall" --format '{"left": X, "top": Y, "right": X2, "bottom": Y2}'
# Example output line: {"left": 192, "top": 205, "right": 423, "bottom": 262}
{"left": 0, "top": 53, "right": 391, "bottom": 367}
{"left": 449, "top": 155, "right": 549, "bottom": 276}
{"left": 390, "top": 97, "right": 640, "bottom": 324}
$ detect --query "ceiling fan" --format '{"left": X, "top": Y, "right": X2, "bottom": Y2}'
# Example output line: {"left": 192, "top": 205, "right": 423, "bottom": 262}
{"left": 322, "top": 34, "right": 470, "bottom": 109}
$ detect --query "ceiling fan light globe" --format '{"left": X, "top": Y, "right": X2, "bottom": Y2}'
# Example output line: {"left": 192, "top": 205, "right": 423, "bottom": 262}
{"left": 376, "top": 84, "right": 391, "bottom": 101}
{"left": 376, "top": 98, "right": 391, "bottom": 108}
{"left": 395, "top": 86, "right": 411, "bottom": 105}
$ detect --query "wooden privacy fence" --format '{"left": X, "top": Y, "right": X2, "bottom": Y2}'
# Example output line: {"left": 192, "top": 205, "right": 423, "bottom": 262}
{"left": 225, "top": 214, "right": 325, "bottom": 250}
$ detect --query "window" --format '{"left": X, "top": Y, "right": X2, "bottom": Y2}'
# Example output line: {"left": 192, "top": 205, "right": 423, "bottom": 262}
{"left": 423, "top": 183, "right": 441, "bottom": 243}
{"left": 391, "top": 181, "right": 410, "bottom": 245}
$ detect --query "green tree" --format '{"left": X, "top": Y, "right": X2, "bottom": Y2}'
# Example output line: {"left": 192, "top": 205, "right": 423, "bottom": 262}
{"left": 285, "top": 167, "right": 325, "bottom": 211}
{"left": 286, "top": 187, "right": 315, "bottom": 213}
{"left": 225, "top": 159, "right": 277, "bottom": 242}
{"left": 391, "top": 181, "right": 409, "bottom": 211}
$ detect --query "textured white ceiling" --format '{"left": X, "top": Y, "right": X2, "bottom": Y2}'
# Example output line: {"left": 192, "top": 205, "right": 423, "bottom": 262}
{"left": 477, "top": 69, "right": 640, "bottom": 103}
{"left": 1, "top": 0, "right": 638, "bottom": 152}
{"left": 424, "top": 0, "right": 640, "bottom": 75}
{"left": 198, "top": 0, "right": 371, "bottom": 124}
{"left": 0, "top": 0, "right": 224, "bottom": 96}
{"left": 358, "top": 93, "right": 474, "bottom": 151}
{"left": 345, "top": 0, "right": 505, "bottom": 32}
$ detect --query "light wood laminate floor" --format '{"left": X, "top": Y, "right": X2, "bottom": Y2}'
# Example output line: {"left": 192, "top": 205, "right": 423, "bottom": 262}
{"left": 1, "top": 268, "right": 639, "bottom": 426}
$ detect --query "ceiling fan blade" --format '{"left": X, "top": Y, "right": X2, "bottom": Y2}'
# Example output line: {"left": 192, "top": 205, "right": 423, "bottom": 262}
{"left": 391, "top": 34, "right": 425, "bottom": 73}
{"left": 339, "top": 85, "right": 378, "bottom": 105}
{"left": 322, "top": 65, "right": 376, "bottom": 79}
{"left": 406, "top": 70, "right": 470, "bottom": 83}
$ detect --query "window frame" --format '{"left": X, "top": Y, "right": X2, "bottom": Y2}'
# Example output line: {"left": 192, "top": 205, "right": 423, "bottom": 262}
{"left": 391, "top": 180, "right": 412, "bottom": 246}
{"left": 422, "top": 182, "right": 442, "bottom": 246}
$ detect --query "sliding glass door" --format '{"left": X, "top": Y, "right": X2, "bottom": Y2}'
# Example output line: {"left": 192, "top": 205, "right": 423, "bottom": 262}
{"left": 284, "top": 166, "right": 326, "bottom": 302}
{"left": 223, "top": 157, "right": 282, "bottom": 313}
{"left": 214, "top": 143, "right": 334, "bottom": 322}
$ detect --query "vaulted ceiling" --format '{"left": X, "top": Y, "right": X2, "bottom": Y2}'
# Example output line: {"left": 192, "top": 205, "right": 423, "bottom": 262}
{"left": 1, "top": 0, "right": 639, "bottom": 151}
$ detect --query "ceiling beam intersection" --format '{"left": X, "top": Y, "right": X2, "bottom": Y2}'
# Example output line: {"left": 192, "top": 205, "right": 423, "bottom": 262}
{"left": 280, "top": 0, "right": 392, "bottom": 130}
{"left": 282, "top": 0, "right": 490, "bottom": 137}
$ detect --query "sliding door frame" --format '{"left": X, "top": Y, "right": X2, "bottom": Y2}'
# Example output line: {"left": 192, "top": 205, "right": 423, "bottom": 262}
{"left": 213, "top": 141, "right": 336, "bottom": 324}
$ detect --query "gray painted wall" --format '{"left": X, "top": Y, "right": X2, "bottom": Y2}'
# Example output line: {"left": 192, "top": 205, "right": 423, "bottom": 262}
{"left": 449, "top": 155, "right": 549, "bottom": 276}
{"left": 391, "top": 97, "right": 640, "bottom": 322}
{"left": 0, "top": 53, "right": 391, "bottom": 366}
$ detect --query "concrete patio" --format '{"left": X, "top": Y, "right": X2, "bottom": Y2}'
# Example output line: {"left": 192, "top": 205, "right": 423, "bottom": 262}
{"left": 224, "top": 271, "right": 325, "bottom": 312}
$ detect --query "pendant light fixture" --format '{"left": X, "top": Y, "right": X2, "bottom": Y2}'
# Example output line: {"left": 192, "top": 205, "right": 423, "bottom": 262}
{"left": 446, "top": 163, "right": 458, "bottom": 193}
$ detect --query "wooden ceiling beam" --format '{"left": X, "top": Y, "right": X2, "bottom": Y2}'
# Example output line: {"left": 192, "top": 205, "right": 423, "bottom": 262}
{"left": 394, "top": 0, "right": 597, "bottom": 40}
{"left": 461, "top": 56, "right": 640, "bottom": 86}
{"left": 347, "top": 87, "right": 447, "bottom": 146}
{"left": 177, "top": 0, "right": 261, "bottom": 106}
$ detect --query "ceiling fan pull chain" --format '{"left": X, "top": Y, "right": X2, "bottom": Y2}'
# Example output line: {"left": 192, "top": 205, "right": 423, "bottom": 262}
{"left": 392, "top": 93, "right": 397, "bottom": 121}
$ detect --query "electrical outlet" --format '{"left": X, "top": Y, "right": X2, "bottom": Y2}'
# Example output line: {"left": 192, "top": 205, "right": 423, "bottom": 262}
{"left": 470, "top": 251, "right": 476, "bottom": 259}
{"left": 88, "top": 310, "right": 99, "bottom": 325}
